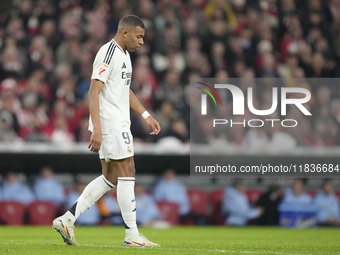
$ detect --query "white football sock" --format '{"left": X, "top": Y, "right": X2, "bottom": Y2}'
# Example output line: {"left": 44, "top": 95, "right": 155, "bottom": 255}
{"left": 65, "top": 175, "right": 114, "bottom": 224}
{"left": 117, "top": 177, "right": 139, "bottom": 238}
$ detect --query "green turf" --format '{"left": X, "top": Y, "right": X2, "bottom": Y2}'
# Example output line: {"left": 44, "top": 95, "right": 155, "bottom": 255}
{"left": 1, "top": 226, "right": 339, "bottom": 254}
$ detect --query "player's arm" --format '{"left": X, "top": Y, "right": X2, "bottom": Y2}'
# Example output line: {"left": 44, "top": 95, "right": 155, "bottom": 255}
{"left": 88, "top": 79, "right": 105, "bottom": 152}
{"left": 129, "top": 89, "right": 161, "bottom": 135}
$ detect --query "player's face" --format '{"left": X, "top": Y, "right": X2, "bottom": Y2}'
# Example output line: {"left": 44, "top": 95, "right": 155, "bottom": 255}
{"left": 126, "top": 26, "right": 145, "bottom": 52}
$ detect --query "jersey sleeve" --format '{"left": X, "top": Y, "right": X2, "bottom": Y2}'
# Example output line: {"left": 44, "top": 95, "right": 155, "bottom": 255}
{"left": 91, "top": 45, "right": 115, "bottom": 84}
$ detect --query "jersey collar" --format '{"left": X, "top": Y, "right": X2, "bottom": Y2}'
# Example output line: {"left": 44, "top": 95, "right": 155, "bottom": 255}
{"left": 112, "top": 39, "right": 125, "bottom": 54}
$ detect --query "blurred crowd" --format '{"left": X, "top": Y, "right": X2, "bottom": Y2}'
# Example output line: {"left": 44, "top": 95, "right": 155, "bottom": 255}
{"left": 1, "top": 0, "right": 340, "bottom": 146}
{"left": 1, "top": 167, "right": 339, "bottom": 226}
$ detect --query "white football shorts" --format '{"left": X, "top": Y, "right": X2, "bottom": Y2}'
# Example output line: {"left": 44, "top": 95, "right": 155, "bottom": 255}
{"left": 99, "top": 129, "right": 134, "bottom": 161}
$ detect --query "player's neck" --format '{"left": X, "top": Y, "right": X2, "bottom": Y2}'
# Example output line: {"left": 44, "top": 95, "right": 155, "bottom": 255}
{"left": 113, "top": 36, "right": 127, "bottom": 54}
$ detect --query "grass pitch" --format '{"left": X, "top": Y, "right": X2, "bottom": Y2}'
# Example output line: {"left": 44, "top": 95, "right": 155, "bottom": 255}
{"left": 1, "top": 226, "right": 339, "bottom": 254}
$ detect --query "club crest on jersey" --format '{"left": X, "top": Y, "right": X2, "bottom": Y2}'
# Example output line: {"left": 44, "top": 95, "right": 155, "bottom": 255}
{"left": 121, "top": 62, "right": 127, "bottom": 69}
{"left": 127, "top": 146, "right": 132, "bottom": 153}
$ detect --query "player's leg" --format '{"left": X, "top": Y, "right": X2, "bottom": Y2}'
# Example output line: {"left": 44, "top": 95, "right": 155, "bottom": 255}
{"left": 104, "top": 157, "right": 137, "bottom": 235}
{"left": 104, "top": 157, "right": 160, "bottom": 247}
{"left": 53, "top": 160, "right": 114, "bottom": 245}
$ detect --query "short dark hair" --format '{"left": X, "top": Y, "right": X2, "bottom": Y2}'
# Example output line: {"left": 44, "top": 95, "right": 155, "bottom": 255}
{"left": 232, "top": 179, "right": 245, "bottom": 188}
{"left": 119, "top": 15, "right": 145, "bottom": 30}
{"left": 322, "top": 179, "right": 332, "bottom": 188}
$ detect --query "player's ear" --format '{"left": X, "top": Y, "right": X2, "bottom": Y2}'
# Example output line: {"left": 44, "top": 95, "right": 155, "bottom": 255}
{"left": 122, "top": 30, "right": 128, "bottom": 38}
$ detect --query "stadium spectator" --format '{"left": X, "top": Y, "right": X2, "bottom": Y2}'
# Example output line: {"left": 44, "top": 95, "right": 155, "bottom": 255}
{"left": 256, "top": 184, "right": 283, "bottom": 225}
{"left": 1, "top": 171, "right": 35, "bottom": 205}
{"left": 74, "top": 115, "right": 91, "bottom": 142}
{"left": 266, "top": 121, "right": 297, "bottom": 153}
{"left": 222, "top": 180, "right": 263, "bottom": 226}
{"left": 0, "top": 78, "right": 21, "bottom": 118}
{"left": 154, "top": 101, "right": 177, "bottom": 135}
{"left": 0, "top": 0, "right": 340, "bottom": 146}
{"left": 50, "top": 116, "right": 74, "bottom": 144}
{"left": 135, "top": 183, "right": 160, "bottom": 226}
{"left": 153, "top": 169, "right": 190, "bottom": 217}
{"left": 244, "top": 127, "right": 269, "bottom": 152}
{"left": 66, "top": 181, "right": 100, "bottom": 225}
{"left": 164, "top": 118, "right": 189, "bottom": 143}
{"left": 313, "top": 180, "right": 340, "bottom": 226}
{"left": 155, "top": 69, "right": 184, "bottom": 109}
{"left": 0, "top": 110, "right": 20, "bottom": 142}
{"left": 282, "top": 179, "right": 312, "bottom": 204}
{"left": 33, "top": 166, "right": 65, "bottom": 205}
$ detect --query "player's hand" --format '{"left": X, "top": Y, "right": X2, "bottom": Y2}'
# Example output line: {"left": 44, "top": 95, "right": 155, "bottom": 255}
{"left": 88, "top": 130, "right": 102, "bottom": 153}
{"left": 258, "top": 207, "right": 265, "bottom": 215}
{"left": 145, "top": 116, "right": 161, "bottom": 135}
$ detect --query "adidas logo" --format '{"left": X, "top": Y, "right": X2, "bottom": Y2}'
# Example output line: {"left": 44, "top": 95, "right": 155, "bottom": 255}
{"left": 122, "top": 62, "right": 126, "bottom": 69}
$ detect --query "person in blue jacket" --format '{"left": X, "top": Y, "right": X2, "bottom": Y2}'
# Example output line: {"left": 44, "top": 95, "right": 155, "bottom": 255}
{"left": 33, "top": 166, "right": 65, "bottom": 205}
{"left": 313, "top": 180, "right": 340, "bottom": 226}
{"left": 153, "top": 169, "right": 190, "bottom": 216}
{"left": 1, "top": 171, "right": 35, "bottom": 205}
{"left": 282, "top": 179, "right": 312, "bottom": 204}
{"left": 135, "top": 183, "right": 160, "bottom": 226}
{"left": 222, "top": 180, "right": 264, "bottom": 226}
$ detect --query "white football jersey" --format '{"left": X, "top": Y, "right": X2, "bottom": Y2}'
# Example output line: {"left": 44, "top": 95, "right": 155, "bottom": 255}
{"left": 89, "top": 39, "right": 132, "bottom": 134}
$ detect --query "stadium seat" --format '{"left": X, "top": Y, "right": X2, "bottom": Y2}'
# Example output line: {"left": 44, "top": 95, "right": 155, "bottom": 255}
{"left": 209, "top": 189, "right": 225, "bottom": 225}
{"left": 156, "top": 201, "right": 179, "bottom": 226}
{"left": 0, "top": 201, "right": 26, "bottom": 225}
{"left": 306, "top": 190, "right": 317, "bottom": 197}
{"left": 182, "top": 189, "right": 210, "bottom": 225}
{"left": 187, "top": 189, "right": 209, "bottom": 216}
{"left": 335, "top": 191, "right": 340, "bottom": 201}
{"left": 27, "top": 201, "right": 58, "bottom": 225}
{"left": 246, "top": 189, "right": 264, "bottom": 204}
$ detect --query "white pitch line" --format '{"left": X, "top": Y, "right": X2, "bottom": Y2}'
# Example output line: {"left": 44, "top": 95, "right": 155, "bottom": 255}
{"left": 1, "top": 242, "right": 315, "bottom": 255}
{"left": 83, "top": 244, "right": 314, "bottom": 255}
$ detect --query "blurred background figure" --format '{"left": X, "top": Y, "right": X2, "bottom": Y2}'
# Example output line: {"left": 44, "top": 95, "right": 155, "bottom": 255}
{"left": 313, "top": 180, "right": 340, "bottom": 226}
{"left": 0, "top": 0, "right": 340, "bottom": 230}
{"left": 256, "top": 184, "right": 283, "bottom": 225}
{"left": 222, "top": 180, "right": 264, "bottom": 226}
{"left": 153, "top": 169, "right": 190, "bottom": 220}
{"left": 0, "top": 0, "right": 339, "bottom": 148}
{"left": 135, "top": 183, "right": 160, "bottom": 227}
{"left": 0, "top": 110, "right": 19, "bottom": 142}
{"left": 33, "top": 166, "right": 65, "bottom": 206}
{"left": 1, "top": 171, "right": 35, "bottom": 205}
{"left": 282, "top": 179, "right": 312, "bottom": 204}
{"left": 97, "top": 190, "right": 123, "bottom": 225}
{"left": 66, "top": 181, "right": 100, "bottom": 225}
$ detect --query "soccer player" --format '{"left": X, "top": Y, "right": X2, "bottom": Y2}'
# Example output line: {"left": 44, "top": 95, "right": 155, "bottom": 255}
{"left": 52, "top": 15, "right": 161, "bottom": 247}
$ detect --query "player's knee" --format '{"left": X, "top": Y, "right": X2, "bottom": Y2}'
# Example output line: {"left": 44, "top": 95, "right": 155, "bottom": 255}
{"left": 120, "top": 164, "right": 135, "bottom": 177}
{"left": 102, "top": 171, "right": 118, "bottom": 186}
{"left": 127, "top": 159, "right": 135, "bottom": 177}
{"left": 127, "top": 166, "right": 135, "bottom": 177}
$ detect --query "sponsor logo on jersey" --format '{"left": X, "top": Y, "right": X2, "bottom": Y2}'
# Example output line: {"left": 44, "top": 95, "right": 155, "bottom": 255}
{"left": 122, "top": 62, "right": 127, "bottom": 69}
{"left": 99, "top": 68, "right": 106, "bottom": 75}
{"left": 127, "top": 146, "right": 132, "bottom": 153}
{"left": 122, "top": 71, "right": 132, "bottom": 79}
